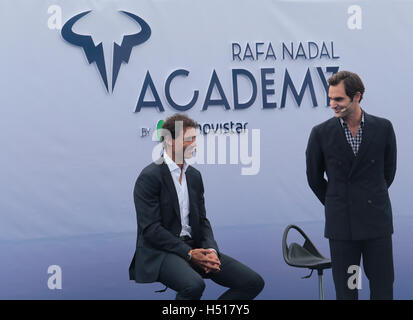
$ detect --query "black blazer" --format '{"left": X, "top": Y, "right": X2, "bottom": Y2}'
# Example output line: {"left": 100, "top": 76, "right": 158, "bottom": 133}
{"left": 129, "top": 159, "right": 219, "bottom": 283}
{"left": 306, "top": 111, "right": 397, "bottom": 240}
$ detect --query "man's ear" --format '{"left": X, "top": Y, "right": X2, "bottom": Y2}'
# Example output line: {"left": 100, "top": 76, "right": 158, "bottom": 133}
{"left": 164, "top": 135, "right": 173, "bottom": 147}
{"left": 354, "top": 91, "right": 361, "bottom": 103}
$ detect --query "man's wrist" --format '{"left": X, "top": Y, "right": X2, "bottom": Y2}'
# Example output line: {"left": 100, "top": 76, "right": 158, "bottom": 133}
{"left": 187, "top": 249, "right": 193, "bottom": 261}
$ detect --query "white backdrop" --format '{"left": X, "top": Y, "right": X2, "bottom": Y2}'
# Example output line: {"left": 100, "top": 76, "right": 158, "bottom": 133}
{"left": 1, "top": 0, "right": 412, "bottom": 241}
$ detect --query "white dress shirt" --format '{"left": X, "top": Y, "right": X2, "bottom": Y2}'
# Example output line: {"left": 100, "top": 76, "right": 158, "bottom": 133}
{"left": 163, "top": 152, "right": 217, "bottom": 255}
{"left": 164, "top": 152, "right": 192, "bottom": 238}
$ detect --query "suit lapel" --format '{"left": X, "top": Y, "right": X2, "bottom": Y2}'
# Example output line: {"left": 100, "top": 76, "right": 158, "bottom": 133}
{"left": 333, "top": 117, "right": 355, "bottom": 161}
{"left": 160, "top": 161, "right": 181, "bottom": 221}
{"left": 348, "top": 112, "right": 377, "bottom": 177}
{"left": 185, "top": 168, "right": 198, "bottom": 229}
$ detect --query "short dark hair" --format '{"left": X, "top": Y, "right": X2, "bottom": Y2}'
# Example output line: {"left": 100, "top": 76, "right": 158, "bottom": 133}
{"left": 161, "top": 113, "right": 198, "bottom": 141}
{"left": 328, "top": 71, "right": 365, "bottom": 102}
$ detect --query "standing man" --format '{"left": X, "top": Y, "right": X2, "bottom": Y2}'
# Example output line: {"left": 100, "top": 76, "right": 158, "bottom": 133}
{"left": 306, "top": 71, "right": 397, "bottom": 300}
{"left": 129, "top": 113, "right": 264, "bottom": 300}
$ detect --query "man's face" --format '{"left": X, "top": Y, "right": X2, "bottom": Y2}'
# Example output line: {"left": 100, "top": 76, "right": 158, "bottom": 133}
{"left": 328, "top": 81, "right": 354, "bottom": 118}
{"left": 172, "top": 127, "right": 197, "bottom": 162}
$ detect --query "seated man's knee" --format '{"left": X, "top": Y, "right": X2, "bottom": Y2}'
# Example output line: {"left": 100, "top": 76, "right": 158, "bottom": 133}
{"left": 252, "top": 273, "right": 265, "bottom": 295}
{"left": 178, "top": 279, "right": 206, "bottom": 300}
{"left": 244, "top": 272, "right": 265, "bottom": 298}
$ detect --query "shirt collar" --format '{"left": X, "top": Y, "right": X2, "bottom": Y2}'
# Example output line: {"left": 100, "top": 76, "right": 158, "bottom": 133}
{"left": 339, "top": 109, "right": 365, "bottom": 127}
{"left": 164, "top": 151, "right": 188, "bottom": 173}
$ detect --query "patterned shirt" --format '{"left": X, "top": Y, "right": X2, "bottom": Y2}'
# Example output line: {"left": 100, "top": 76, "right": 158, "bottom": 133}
{"left": 339, "top": 111, "right": 365, "bottom": 156}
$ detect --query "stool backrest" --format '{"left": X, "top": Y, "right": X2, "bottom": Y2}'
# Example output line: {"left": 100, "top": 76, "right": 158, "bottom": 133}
{"left": 282, "top": 224, "right": 325, "bottom": 267}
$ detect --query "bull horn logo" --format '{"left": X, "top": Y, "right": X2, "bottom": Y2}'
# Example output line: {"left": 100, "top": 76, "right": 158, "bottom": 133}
{"left": 61, "top": 10, "right": 151, "bottom": 93}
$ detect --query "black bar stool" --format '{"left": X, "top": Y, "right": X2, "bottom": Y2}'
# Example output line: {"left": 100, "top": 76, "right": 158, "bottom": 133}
{"left": 282, "top": 224, "right": 332, "bottom": 300}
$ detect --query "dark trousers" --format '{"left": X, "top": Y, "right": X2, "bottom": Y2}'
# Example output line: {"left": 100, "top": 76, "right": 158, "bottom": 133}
{"left": 157, "top": 252, "right": 265, "bottom": 300}
{"left": 329, "top": 236, "right": 394, "bottom": 300}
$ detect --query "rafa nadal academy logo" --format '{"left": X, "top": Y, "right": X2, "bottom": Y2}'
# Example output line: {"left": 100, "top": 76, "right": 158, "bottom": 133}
{"left": 61, "top": 10, "right": 151, "bottom": 93}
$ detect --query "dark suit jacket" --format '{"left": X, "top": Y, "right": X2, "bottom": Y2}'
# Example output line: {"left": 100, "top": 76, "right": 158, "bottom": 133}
{"left": 129, "top": 159, "right": 219, "bottom": 283}
{"left": 306, "top": 111, "right": 397, "bottom": 240}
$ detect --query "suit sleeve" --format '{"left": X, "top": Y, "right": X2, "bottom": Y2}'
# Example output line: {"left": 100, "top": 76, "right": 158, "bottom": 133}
{"left": 134, "top": 171, "right": 192, "bottom": 259}
{"left": 384, "top": 121, "right": 397, "bottom": 188}
{"left": 198, "top": 173, "right": 219, "bottom": 253}
{"left": 306, "top": 126, "right": 327, "bottom": 205}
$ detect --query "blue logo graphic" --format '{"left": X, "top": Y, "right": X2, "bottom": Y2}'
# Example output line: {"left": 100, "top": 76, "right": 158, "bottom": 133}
{"left": 61, "top": 10, "right": 151, "bottom": 92}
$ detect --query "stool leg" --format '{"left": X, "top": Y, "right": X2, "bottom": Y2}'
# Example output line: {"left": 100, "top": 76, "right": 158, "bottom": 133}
{"left": 318, "top": 269, "right": 324, "bottom": 300}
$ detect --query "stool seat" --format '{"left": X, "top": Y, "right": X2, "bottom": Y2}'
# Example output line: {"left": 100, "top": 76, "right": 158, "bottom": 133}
{"left": 287, "top": 242, "right": 331, "bottom": 270}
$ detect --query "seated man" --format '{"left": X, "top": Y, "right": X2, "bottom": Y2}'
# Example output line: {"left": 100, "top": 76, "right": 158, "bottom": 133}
{"left": 129, "top": 113, "right": 264, "bottom": 300}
